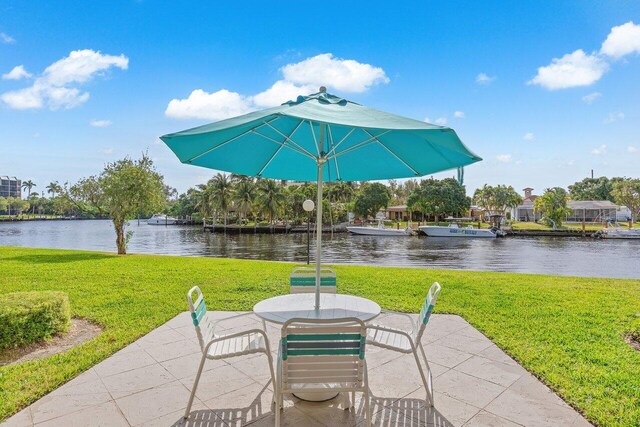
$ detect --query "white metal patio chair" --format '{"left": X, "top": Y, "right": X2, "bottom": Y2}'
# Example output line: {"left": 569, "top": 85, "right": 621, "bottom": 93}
{"left": 275, "top": 317, "right": 371, "bottom": 427}
{"left": 183, "top": 286, "right": 276, "bottom": 420}
{"left": 366, "top": 282, "right": 441, "bottom": 406}
{"left": 290, "top": 266, "right": 337, "bottom": 294}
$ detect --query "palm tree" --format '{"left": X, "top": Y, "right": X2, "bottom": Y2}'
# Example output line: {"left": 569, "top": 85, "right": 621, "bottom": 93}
{"left": 256, "top": 179, "right": 285, "bottom": 226}
{"left": 194, "top": 184, "right": 213, "bottom": 221}
{"left": 46, "top": 181, "right": 60, "bottom": 198}
{"left": 233, "top": 178, "right": 256, "bottom": 230}
{"left": 21, "top": 180, "right": 36, "bottom": 198}
{"left": 209, "top": 173, "right": 233, "bottom": 226}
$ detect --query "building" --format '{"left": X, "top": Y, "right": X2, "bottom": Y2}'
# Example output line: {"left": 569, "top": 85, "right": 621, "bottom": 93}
{"left": 512, "top": 188, "right": 541, "bottom": 221}
{"left": 384, "top": 205, "right": 409, "bottom": 221}
{"left": 0, "top": 176, "right": 21, "bottom": 199}
{"left": 512, "top": 187, "right": 621, "bottom": 223}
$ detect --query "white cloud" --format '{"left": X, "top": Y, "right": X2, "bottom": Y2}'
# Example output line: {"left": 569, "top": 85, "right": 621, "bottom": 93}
{"left": 2, "top": 65, "right": 32, "bottom": 80}
{"left": 281, "top": 53, "right": 389, "bottom": 93}
{"left": 601, "top": 21, "right": 640, "bottom": 59}
{"left": 90, "top": 119, "right": 112, "bottom": 127}
{"left": 591, "top": 144, "right": 607, "bottom": 155}
{"left": 165, "top": 89, "right": 253, "bottom": 120}
{"left": 523, "top": 132, "right": 535, "bottom": 141}
{"left": 424, "top": 117, "right": 447, "bottom": 126}
{"left": 496, "top": 154, "right": 513, "bottom": 163}
{"left": 475, "top": 73, "right": 495, "bottom": 84}
{"left": 603, "top": 112, "right": 624, "bottom": 124}
{"left": 582, "top": 92, "right": 601, "bottom": 104}
{"left": 166, "top": 53, "right": 389, "bottom": 119}
{"left": 0, "top": 32, "right": 15, "bottom": 44}
{"left": 628, "top": 146, "right": 638, "bottom": 153}
{"left": 529, "top": 49, "right": 608, "bottom": 90}
{"left": 252, "top": 80, "right": 316, "bottom": 108}
{"left": 99, "top": 148, "right": 114, "bottom": 155}
{"left": 1, "top": 49, "right": 128, "bottom": 110}
{"left": 453, "top": 111, "right": 465, "bottom": 118}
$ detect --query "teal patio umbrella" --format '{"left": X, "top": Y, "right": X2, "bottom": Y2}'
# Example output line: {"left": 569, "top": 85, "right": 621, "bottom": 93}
{"left": 160, "top": 88, "right": 482, "bottom": 309}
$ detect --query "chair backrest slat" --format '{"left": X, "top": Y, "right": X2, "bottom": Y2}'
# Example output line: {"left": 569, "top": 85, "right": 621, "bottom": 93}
{"left": 290, "top": 267, "right": 337, "bottom": 294}
{"left": 280, "top": 318, "right": 366, "bottom": 390}
{"left": 187, "top": 286, "right": 212, "bottom": 351}
{"left": 415, "top": 282, "right": 441, "bottom": 342}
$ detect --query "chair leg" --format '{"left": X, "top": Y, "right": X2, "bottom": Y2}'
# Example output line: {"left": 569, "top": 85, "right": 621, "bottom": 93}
{"left": 264, "top": 351, "right": 277, "bottom": 410}
{"left": 419, "top": 345, "right": 435, "bottom": 407}
{"left": 411, "top": 344, "right": 433, "bottom": 407}
{"left": 364, "top": 388, "right": 371, "bottom": 427}
{"left": 184, "top": 352, "right": 208, "bottom": 419}
{"left": 275, "top": 387, "right": 282, "bottom": 427}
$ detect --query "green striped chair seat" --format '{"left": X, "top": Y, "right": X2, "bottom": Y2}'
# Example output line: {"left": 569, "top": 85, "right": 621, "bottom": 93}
{"left": 290, "top": 267, "right": 337, "bottom": 294}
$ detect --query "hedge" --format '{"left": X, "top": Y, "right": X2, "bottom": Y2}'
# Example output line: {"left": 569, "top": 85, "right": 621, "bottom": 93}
{"left": 0, "top": 291, "right": 71, "bottom": 351}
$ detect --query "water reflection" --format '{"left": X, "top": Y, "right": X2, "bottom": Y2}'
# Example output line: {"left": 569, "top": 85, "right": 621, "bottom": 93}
{"left": 1, "top": 219, "right": 638, "bottom": 279}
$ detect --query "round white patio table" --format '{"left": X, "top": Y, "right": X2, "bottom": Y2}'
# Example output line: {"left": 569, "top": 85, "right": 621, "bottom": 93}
{"left": 253, "top": 293, "right": 381, "bottom": 401}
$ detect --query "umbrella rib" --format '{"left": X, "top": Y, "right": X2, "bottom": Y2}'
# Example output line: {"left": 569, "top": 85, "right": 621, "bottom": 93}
{"left": 251, "top": 130, "right": 316, "bottom": 160}
{"left": 261, "top": 120, "right": 314, "bottom": 158}
{"left": 327, "top": 125, "right": 341, "bottom": 180}
{"left": 308, "top": 121, "right": 320, "bottom": 158}
{"left": 185, "top": 116, "right": 280, "bottom": 163}
{"left": 324, "top": 128, "right": 355, "bottom": 158}
{"left": 361, "top": 129, "right": 421, "bottom": 176}
{"left": 329, "top": 130, "right": 392, "bottom": 159}
{"left": 256, "top": 120, "right": 305, "bottom": 177}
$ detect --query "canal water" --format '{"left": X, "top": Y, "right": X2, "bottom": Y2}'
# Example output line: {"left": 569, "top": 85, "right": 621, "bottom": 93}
{"left": 1, "top": 219, "right": 638, "bottom": 279}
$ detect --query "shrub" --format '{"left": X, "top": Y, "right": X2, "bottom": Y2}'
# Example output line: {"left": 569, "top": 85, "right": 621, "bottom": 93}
{"left": 0, "top": 291, "right": 71, "bottom": 350}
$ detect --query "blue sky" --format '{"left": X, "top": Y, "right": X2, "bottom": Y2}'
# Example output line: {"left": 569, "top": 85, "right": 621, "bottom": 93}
{"left": 1, "top": 1, "right": 639, "bottom": 196}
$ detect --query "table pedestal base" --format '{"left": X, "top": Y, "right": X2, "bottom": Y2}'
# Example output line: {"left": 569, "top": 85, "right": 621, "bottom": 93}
{"left": 293, "top": 391, "right": 340, "bottom": 402}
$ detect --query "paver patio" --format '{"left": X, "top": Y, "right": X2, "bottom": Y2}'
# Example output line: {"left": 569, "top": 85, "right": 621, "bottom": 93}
{"left": 3, "top": 312, "right": 592, "bottom": 427}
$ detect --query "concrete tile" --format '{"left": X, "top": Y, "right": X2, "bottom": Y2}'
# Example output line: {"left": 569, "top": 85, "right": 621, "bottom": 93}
{"left": 163, "top": 312, "right": 198, "bottom": 329}
{"left": 357, "top": 404, "right": 427, "bottom": 427}
{"left": 1, "top": 407, "right": 32, "bottom": 427}
{"left": 144, "top": 338, "right": 201, "bottom": 363}
{"left": 423, "top": 343, "right": 473, "bottom": 369}
{"left": 173, "top": 325, "right": 199, "bottom": 340}
{"left": 485, "top": 376, "right": 581, "bottom": 427}
{"left": 204, "top": 381, "right": 274, "bottom": 425}
{"left": 433, "top": 333, "right": 493, "bottom": 355}
{"left": 229, "top": 353, "right": 275, "bottom": 385}
{"left": 34, "top": 401, "right": 128, "bottom": 427}
{"left": 180, "top": 363, "right": 255, "bottom": 402}
{"left": 476, "top": 345, "right": 519, "bottom": 366}
{"left": 434, "top": 370, "right": 505, "bottom": 409}
{"left": 247, "top": 407, "right": 324, "bottom": 427}
{"left": 115, "top": 380, "right": 194, "bottom": 426}
{"left": 454, "top": 356, "right": 525, "bottom": 387}
{"left": 94, "top": 349, "right": 157, "bottom": 378}
{"left": 30, "top": 379, "right": 112, "bottom": 424}
{"left": 137, "top": 328, "right": 186, "bottom": 348}
{"left": 455, "top": 326, "right": 489, "bottom": 341}
{"left": 463, "top": 410, "right": 522, "bottom": 427}
{"left": 102, "top": 363, "right": 175, "bottom": 399}
{"left": 398, "top": 390, "right": 481, "bottom": 426}
{"left": 368, "top": 356, "right": 425, "bottom": 398}
{"left": 137, "top": 401, "right": 209, "bottom": 427}
{"left": 161, "top": 351, "right": 227, "bottom": 380}
{"left": 62, "top": 368, "right": 101, "bottom": 386}
{"left": 570, "top": 414, "right": 593, "bottom": 427}
{"left": 505, "top": 374, "right": 568, "bottom": 408}
{"left": 364, "top": 345, "right": 404, "bottom": 369}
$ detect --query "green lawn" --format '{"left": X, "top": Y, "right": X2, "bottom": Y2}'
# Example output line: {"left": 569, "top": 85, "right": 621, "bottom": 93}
{"left": 1, "top": 247, "right": 639, "bottom": 426}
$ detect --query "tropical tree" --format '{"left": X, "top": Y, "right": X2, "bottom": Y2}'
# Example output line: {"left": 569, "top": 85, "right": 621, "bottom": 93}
{"left": 209, "top": 173, "right": 233, "bottom": 226}
{"left": 568, "top": 177, "right": 622, "bottom": 202}
{"left": 353, "top": 182, "right": 391, "bottom": 219}
{"left": 74, "top": 154, "right": 167, "bottom": 254}
{"left": 0, "top": 196, "right": 7, "bottom": 213}
{"left": 233, "top": 178, "right": 256, "bottom": 226}
{"left": 534, "top": 187, "right": 572, "bottom": 228}
{"left": 407, "top": 178, "right": 469, "bottom": 221}
{"left": 256, "top": 178, "right": 285, "bottom": 225}
{"left": 473, "top": 184, "right": 522, "bottom": 217}
{"left": 21, "top": 180, "right": 36, "bottom": 198}
{"left": 46, "top": 181, "right": 61, "bottom": 198}
{"left": 612, "top": 178, "right": 640, "bottom": 223}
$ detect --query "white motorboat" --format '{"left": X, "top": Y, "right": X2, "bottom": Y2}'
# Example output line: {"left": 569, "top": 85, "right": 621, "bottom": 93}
{"left": 147, "top": 214, "right": 178, "bottom": 225}
{"left": 419, "top": 223, "right": 505, "bottom": 238}
{"left": 594, "top": 225, "right": 640, "bottom": 239}
{"left": 347, "top": 219, "right": 413, "bottom": 236}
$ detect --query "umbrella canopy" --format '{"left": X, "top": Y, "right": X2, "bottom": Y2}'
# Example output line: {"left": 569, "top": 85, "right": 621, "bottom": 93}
{"left": 161, "top": 90, "right": 482, "bottom": 309}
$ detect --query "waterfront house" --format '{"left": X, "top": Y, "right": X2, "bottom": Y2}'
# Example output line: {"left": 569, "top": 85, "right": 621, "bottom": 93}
{"left": 0, "top": 176, "right": 21, "bottom": 199}
{"left": 512, "top": 188, "right": 541, "bottom": 221}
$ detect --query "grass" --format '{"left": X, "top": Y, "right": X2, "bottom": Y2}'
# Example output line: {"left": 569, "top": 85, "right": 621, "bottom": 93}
{"left": 0, "top": 247, "right": 639, "bottom": 426}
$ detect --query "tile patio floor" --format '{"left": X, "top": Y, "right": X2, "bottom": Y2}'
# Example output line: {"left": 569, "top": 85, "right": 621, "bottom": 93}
{"left": 3, "top": 312, "right": 592, "bottom": 427}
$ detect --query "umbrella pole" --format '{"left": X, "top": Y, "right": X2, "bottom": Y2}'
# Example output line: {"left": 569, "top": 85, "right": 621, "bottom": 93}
{"left": 314, "top": 160, "right": 323, "bottom": 310}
